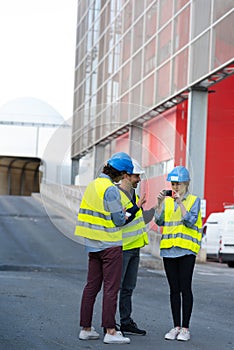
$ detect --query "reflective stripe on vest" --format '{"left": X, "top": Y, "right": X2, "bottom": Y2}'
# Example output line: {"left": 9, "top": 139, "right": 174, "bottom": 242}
{"left": 74, "top": 177, "right": 122, "bottom": 243}
{"left": 120, "top": 190, "right": 148, "bottom": 250}
{"left": 160, "top": 194, "right": 202, "bottom": 254}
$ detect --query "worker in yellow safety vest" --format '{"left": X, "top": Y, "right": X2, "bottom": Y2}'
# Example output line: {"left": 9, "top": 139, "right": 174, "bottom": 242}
{"left": 117, "top": 159, "right": 156, "bottom": 336}
{"left": 155, "top": 165, "right": 202, "bottom": 342}
{"left": 75, "top": 152, "right": 135, "bottom": 345}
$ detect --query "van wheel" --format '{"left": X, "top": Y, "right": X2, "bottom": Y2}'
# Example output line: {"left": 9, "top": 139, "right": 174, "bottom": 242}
{"left": 227, "top": 262, "right": 234, "bottom": 268}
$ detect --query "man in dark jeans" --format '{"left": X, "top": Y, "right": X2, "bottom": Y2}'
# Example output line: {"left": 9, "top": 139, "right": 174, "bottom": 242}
{"left": 118, "top": 159, "right": 156, "bottom": 335}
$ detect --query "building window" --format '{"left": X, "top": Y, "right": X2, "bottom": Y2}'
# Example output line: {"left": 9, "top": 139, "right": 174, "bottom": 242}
{"left": 158, "top": 23, "right": 172, "bottom": 65}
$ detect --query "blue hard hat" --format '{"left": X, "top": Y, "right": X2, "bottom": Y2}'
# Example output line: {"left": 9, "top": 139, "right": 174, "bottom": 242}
{"left": 107, "top": 152, "right": 133, "bottom": 174}
{"left": 167, "top": 166, "right": 190, "bottom": 182}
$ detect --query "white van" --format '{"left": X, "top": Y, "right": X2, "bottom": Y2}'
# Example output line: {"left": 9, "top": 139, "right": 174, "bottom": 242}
{"left": 202, "top": 209, "right": 234, "bottom": 268}
{"left": 219, "top": 209, "right": 234, "bottom": 267}
{"left": 202, "top": 212, "right": 224, "bottom": 258}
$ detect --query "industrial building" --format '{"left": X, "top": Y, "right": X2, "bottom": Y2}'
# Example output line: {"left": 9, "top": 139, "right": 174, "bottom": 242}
{"left": 71, "top": 0, "right": 234, "bottom": 220}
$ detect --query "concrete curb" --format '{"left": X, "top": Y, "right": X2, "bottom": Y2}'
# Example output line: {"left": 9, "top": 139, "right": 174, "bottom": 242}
{"left": 140, "top": 253, "right": 164, "bottom": 270}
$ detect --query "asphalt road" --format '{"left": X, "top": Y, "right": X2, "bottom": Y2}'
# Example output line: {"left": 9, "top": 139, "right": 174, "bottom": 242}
{"left": 0, "top": 195, "right": 234, "bottom": 350}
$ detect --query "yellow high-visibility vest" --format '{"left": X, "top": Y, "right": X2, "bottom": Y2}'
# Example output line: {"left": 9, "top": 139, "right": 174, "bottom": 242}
{"left": 120, "top": 190, "right": 148, "bottom": 250}
{"left": 74, "top": 177, "right": 122, "bottom": 243}
{"left": 160, "top": 194, "right": 202, "bottom": 254}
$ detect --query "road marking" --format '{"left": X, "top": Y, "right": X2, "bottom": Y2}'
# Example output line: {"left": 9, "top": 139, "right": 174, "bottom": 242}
{"left": 196, "top": 272, "right": 219, "bottom": 276}
{"left": 0, "top": 274, "right": 32, "bottom": 279}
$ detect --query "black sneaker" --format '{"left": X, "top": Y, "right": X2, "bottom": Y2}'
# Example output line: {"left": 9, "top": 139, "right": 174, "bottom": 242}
{"left": 120, "top": 320, "right": 146, "bottom": 335}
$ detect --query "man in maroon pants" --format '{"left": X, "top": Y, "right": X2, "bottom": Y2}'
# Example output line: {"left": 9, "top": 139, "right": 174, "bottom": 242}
{"left": 75, "top": 152, "right": 134, "bottom": 344}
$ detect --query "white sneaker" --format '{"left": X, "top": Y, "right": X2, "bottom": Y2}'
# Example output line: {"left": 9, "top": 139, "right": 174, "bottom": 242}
{"left": 164, "top": 327, "right": 180, "bottom": 340}
{"left": 79, "top": 327, "right": 100, "bottom": 340}
{"left": 177, "top": 327, "right": 190, "bottom": 341}
{"left": 103, "top": 331, "right": 131, "bottom": 344}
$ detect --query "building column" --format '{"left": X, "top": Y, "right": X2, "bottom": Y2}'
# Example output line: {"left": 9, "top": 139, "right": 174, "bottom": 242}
{"left": 94, "top": 144, "right": 105, "bottom": 177}
{"left": 186, "top": 87, "right": 208, "bottom": 199}
{"left": 71, "top": 159, "right": 80, "bottom": 184}
{"left": 129, "top": 123, "right": 143, "bottom": 163}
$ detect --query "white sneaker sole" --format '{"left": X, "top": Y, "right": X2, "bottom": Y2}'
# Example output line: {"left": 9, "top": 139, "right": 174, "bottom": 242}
{"left": 103, "top": 340, "right": 130, "bottom": 344}
{"left": 79, "top": 336, "right": 100, "bottom": 340}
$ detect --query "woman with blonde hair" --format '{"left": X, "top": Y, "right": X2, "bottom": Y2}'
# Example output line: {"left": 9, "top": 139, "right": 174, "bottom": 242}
{"left": 155, "top": 166, "right": 202, "bottom": 342}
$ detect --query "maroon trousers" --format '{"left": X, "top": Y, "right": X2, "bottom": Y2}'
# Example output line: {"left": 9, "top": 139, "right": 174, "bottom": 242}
{"left": 80, "top": 246, "right": 122, "bottom": 328}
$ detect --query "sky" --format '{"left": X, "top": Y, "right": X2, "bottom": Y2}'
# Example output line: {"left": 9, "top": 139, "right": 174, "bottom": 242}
{"left": 0, "top": 0, "right": 78, "bottom": 120}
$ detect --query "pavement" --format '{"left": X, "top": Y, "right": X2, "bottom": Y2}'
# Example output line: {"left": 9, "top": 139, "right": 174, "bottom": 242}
{"left": 1, "top": 195, "right": 234, "bottom": 350}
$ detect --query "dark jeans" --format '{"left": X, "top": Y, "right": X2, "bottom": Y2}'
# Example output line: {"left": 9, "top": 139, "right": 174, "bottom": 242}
{"left": 163, "top": 254, "right": 196, "bottom": 328}
{"left": 80, "top": 246, "right": 122, "bottom": 329}
{"left": 119, "top": 248, "right": 140, "bottom": 325}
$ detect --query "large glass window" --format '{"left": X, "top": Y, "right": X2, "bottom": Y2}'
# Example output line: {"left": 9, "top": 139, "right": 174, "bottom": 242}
{"left": 77, "top": 2, "right": 88, "bottom": 25}
{"left": 191, "top": 0, "right": 211, "bottom": 39}
{"left": 134, "top": 0, "right": 145, "bottom": 21}
{"left": 173, "top": 6, "right": 190, "bottom": 53}
{"left": 80, "top": 16, "right": 88, "bottom": 39}
{"left": 78, "top": 83, "right": 85, "bottom": 111}
{"left": 96, "top": 89, "right": 102, "bottom": 105}
{"left": 213, "top": 0, "right": 234, "bottom": 22}
{"left": 174, "top": 0, "right": 189, "bottom": 13}
{"left": 107, "top": 81, "right": 113, "bottom": 105}
{"left": 78, "top": 39, "right": 87, "bottom": 66}
{"left": 130, "top": 84, "right": 141, "bottom": 107}
{"left": 123, "top": 1, "right": 133, "bottom": 31}
{"left": 144, "top": 38, "right": 157, "bottom": 76}
{"left": 145, "top": 3, "right": 158, "bottom": 42}
{"left": 159, "top": 0, "right": 173, "bottom": 27}
{"left": 122, "top": 30, "right": 132, "bottom": 62}
{"left": 93, "top": 0, "right": 101, "bottom": 15}
{"left": 121, "top": 61, "right": 131, "bottom": 94}
{"left": 75, "top": 63, "right": 84, "bottom": 87}
{"left": 190, "top": 32, "right": 210, "bottom": 83}
{"left": 113, "top": 41, "right": 120, "bottom": 74}
{"left": 73, "top": 91, "right": 79, "bottom": 112}
{"left": 120, "top": 94, "right": 130, "bottom": 123}
{"left": 212, "top": 13, "right": 234, "bottom": 69}
{"left": 172, "top": 48, "right": 188, "bottom": 93}
{"left": 108, "top": 49, "right": 114, "bottom": 75}
{"left": 158, "top": 23, "right": 172, "bottom": 65}
{"left": 108, "top": 27, "right": 115, "bottom": 52}
{"left": 102, "top": 57, "right": 109, "bottom": 82}
{"left": 156, "top": 61, "right": 171, "bottom": 103}
{"left": 90, "top": 94, "right": 97, "bottom": 110}
{"left": 78, "top": 61, "right": 85, "bottom": 85}
{"left": 97, "top": 60, "right": 104, "bottom": 86}
{"left": 92, "top": 45, "right": 99, "bottom": 72}
{"left": 112, "top": 80, "right": 119, "bottom": 101}
{"left": 131, "top": 51, "right": 142, "bottom": 86}
{"left": 133, "top": 17, "right": 144, "bottom": 53}
{"left": 146, "top": 0, "right": 156, "bottom": 7}
{"left": 93, "top": 18, "right": 100, "bottom": 45}
{"left": 85, "top": 78, "right": 91, "bottom": 103}
{"left": 143, "top": 74, "right": 155, "bottom": 107}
